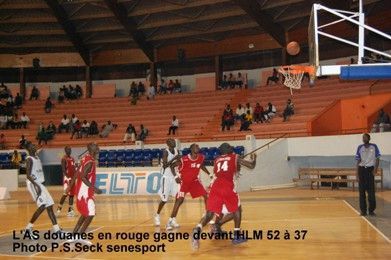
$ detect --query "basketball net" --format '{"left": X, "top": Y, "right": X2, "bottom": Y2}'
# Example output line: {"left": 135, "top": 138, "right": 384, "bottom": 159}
{"left": 278, "top": 65, "right": 315, "bottom": 95}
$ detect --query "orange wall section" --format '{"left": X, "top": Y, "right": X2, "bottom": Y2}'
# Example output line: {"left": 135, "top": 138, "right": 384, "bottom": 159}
{"left": 311, "top": 93, "right": 391, "bottom": 135}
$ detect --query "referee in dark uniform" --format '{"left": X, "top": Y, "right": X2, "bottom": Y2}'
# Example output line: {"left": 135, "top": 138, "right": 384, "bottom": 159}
{"left": 355, "top": 133, "right": 381, "bottom": 216}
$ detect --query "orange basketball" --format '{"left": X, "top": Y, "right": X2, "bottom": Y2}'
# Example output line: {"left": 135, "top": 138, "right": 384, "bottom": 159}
{"left": 287, "top": 41, "right": 300, "bottom": 56}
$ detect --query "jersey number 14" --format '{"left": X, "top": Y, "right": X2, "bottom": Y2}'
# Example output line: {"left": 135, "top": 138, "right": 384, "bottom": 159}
{"left": 216, "top": 160, "right": 228, "bottom": 172}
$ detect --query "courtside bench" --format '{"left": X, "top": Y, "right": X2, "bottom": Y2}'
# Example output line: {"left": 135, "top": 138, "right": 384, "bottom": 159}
{"left": 293, "top": 168, "right": 383, "bottom": 191}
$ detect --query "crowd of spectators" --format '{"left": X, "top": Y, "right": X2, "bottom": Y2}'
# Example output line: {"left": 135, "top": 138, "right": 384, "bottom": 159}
{"left": 220, "top": 72, "right": 245, "bottom": 89}
{"left": 221, "top": 99, "right": 295, "bottom": 131}
{"left": 58, "top": 84, "right": 83, "bottom": 102}
{"left": 123, "top": 124, "right": 149, "bottom": 143}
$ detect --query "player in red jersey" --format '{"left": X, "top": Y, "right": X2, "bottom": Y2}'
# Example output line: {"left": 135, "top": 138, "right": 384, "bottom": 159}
{"left": 67, "top": 143, "right": 102, "bottom": 245}
{"left": 166, "top": 143, "right": 212, "bottom": 230}
{"left": 56, "top": 146, "right": 77, "bottom": 217}
{"left": 191, "top": 143, "right": 256, "bottom": 250}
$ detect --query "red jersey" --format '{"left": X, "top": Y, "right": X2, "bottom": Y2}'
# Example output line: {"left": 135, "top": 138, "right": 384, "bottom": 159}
{"left": 179, "top": 154, "right": 205, "bottom": 183}
{"left": 213, "top": 153, "right": 238, "bottom": 187}
{"left": 76, "top": 154, "right": 96, "bottom": 200}
{"left": 63, "top": 155, "right": 76, "bottom": 178}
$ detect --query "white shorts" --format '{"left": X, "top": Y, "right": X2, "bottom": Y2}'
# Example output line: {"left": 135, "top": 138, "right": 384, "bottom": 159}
{"left": 27, "top": 181, "right": 54, "bottom": 208}
{"left": 159, "top": 174, "right": 179, "bottom": 202}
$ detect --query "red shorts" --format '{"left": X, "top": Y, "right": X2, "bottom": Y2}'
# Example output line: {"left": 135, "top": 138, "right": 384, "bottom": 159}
{"left": 76, "top": 197, "right": 95, "bottom": 217}
{"left": 207, "top": 184, "right": 240, "bottom": 215}
{"left": 176, "top": 180, "right": 207, "bottom": 199}
{"left": 63, "top": 177, "right": 76, "bottom": 196}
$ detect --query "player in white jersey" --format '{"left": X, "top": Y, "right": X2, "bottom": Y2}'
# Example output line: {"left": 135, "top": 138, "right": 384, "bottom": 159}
{"left": 154, "top": 138, "right": 181, "bottom": 226}
{"left": 24, "top": 142, "right": 63, "bottom": 238}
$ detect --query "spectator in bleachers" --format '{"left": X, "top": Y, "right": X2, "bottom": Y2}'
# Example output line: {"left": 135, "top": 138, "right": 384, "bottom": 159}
{"left": 159, "top": 79, "right": 167, "bottom": 94}
{"left": 129, "top": 82, "right": 138, "bottom": 97}
{"left": 174, "top": 79, "right": 182, "bottom": 93}
{"left": 62, "top": 85, "right": 70, "bottom": 100}
{"left": 0, "top": 115, "right": 7, "bottom": 129}
{"left": 240, "top": 110, "right": 253, "bottom": 131}
{"left": 68, "top": 86, "right": 77, "bottom": 100}
{"left": 253, "top": 102, "right": 264, "bottom": 123}
{"left": 228, "top": 73, "right": 235, "bottom": 89}
{"left": 221, "top": 104, "right": 234, "bottom": 131}
{"left": 12, "top": 113, "right": 22, "bottom": 129}
{"left": 29, "top": 86, "right": 39, "bottom": 100}
{"left": 267, "top": 68, "right": 279, "bottom": 85}
{"left": 100, "top": 121, "right": 115, "bottom": 138}
{"left": 147, "top": 85, "right": 156, "bottom": 100}
{"left": 138, "top": 124, "right": 148, "bottom": 141}
{"left": 81, "top": 120, "right": 90, "bottom": 138}
{"left": 168, "top": 80, "right": 174, "bottom": 94}
{"left": 5, "top": 114, "right": 14, "bottom": 129}
{"left": 37, "top": 122, "right": 49, "bottom": 145}
{"left": 0, "top": 84, "right": 9, "bottom": 99}
{"left": 168, "top": 115, "right": 179, "bottom": 135}
{"left": 236, "top": 72, "right": 244, "bottom": 88}
{"left": 371, "top": 109, "right": 390, "bottom": 132}
{"left": 44, "top": 97, "right": 53, "bottom": 113}
{"left": 20, "top": 112, "right": 30, "bottom": 129}
{"left": 123, "top": 124, "right": 137, "bottom": 143}
{"left": 19, "top": 135, "right": 28, "bottom": 149}
{"left": 58, "top": 90, "right": 65, "bottom": 103}
{"left": 58, "top": 114, "right": 70, "bottom": 133}
{"left": 11, "top": 150, "right": 22, "bottom": 169}
{"left": 70, "top": 120, "right": 81, "bottom": 139}
{"left": 235, "top": 104, "right": 245, "bottom": 121}
{"left": 0, "top": 133, "right": 6, "bottom": 149}
{"left": 221, "top": 75, "right": 228, "bottom": 90}
{"left": 89, "top": 120, "right": 99, "bottom": 136}
{"left": 14, "top": 93, "right": 23, "bottom": 109}
{"left": 70, "top": 113, "right": 78, "bottom": 132}
{"left": 75, "top": 85, "right": 83, "bottom": 98}
{"left": 264, "top": 102, "right": 277, "bottom": 122}
{"left": 7, "top": 95, "right": 14, "bottom": 107}
{"left": 46, "top": 121, "right": 56, "bottom": 139}
{"left": 245, "top": 103, "right": 253, "bottom": 115}
{"left": 283, "top": 99, "right": 295, "bottom": 122}
{"left": 138, "top": 82, "right": 145, "bottom": 96}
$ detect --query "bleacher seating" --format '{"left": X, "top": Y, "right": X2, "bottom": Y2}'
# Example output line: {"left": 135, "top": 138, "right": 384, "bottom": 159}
{"left": 97, "top": 146, "right": 245, "bottom": 167}
{"left": 1, "top": 78, "right": 390, "bottom": 148}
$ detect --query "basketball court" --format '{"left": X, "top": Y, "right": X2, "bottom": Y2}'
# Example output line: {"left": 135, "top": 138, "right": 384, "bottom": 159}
{"left": 0, "top": 188, "right": 390, "bottom": 259}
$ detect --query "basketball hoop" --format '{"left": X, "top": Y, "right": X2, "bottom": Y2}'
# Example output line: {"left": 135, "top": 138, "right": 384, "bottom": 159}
{"left": 278, "top": 65, "right": 316, "bottom": 95}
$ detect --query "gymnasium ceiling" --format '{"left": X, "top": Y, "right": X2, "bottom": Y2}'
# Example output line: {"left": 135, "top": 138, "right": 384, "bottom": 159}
{"left": 0, "top": 0, "right": 390, "bottom": 65}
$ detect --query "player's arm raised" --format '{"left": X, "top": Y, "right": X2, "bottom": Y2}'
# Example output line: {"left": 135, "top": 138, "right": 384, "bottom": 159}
{"left": 26, "top": 157, "right": 41, "bottom": 197}
{"left": 238, "top": 153, "right": 257, "bottom": 169}
{"left": 81, "top": 162, "right": 102, "bottom": 194}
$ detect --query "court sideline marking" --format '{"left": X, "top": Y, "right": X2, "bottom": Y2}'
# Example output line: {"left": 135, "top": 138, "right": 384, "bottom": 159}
{"left": 343, "top": 200, "right": 390, "bottom": 244}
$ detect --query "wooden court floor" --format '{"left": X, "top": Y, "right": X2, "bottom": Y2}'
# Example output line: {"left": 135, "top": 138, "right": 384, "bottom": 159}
{"left": 0, "top": 187, "right": 390, "bottom": 259}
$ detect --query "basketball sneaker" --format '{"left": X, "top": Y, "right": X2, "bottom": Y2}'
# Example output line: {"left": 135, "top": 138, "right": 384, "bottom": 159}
{"left": 66, "top": 210, "right": 75, "bottom": 217}
{"left": 23, "top": 228, "right": 39, "bottom": 240}
{"left": 166, "top": 218, "right": 180, "bottom": 230}
{"left": 154, "top": 214, "right": 160, "bottom": 226}
{"left": 191, "top": 228, "right": 200, "bottom": 251}
{"left": 55, "top": 209, "right": 61, "bottom": 217}
{"left": 232, "top": 234, "right": 247, "bottom": 245}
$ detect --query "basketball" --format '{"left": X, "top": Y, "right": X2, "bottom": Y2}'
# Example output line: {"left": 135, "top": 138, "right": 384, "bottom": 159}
{"left": 287, "top": 41, "right": 300, "bottom": 55}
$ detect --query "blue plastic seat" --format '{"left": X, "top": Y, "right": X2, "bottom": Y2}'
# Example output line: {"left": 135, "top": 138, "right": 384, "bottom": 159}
{"left": 233, "top": 146, "right": 245, "bottom": 155}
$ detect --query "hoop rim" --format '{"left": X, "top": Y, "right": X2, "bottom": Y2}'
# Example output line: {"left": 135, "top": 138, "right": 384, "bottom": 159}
{"left": 279, "top": 65, "right": 316, "bottom": 76}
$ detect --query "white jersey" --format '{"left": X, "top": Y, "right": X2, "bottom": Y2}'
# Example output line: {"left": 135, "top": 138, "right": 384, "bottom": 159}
{"left": 162, "top": 148, "right": 179, "bottom": 177}
{"left": 27, "top": 156, "right": 45, "bottom": 183}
